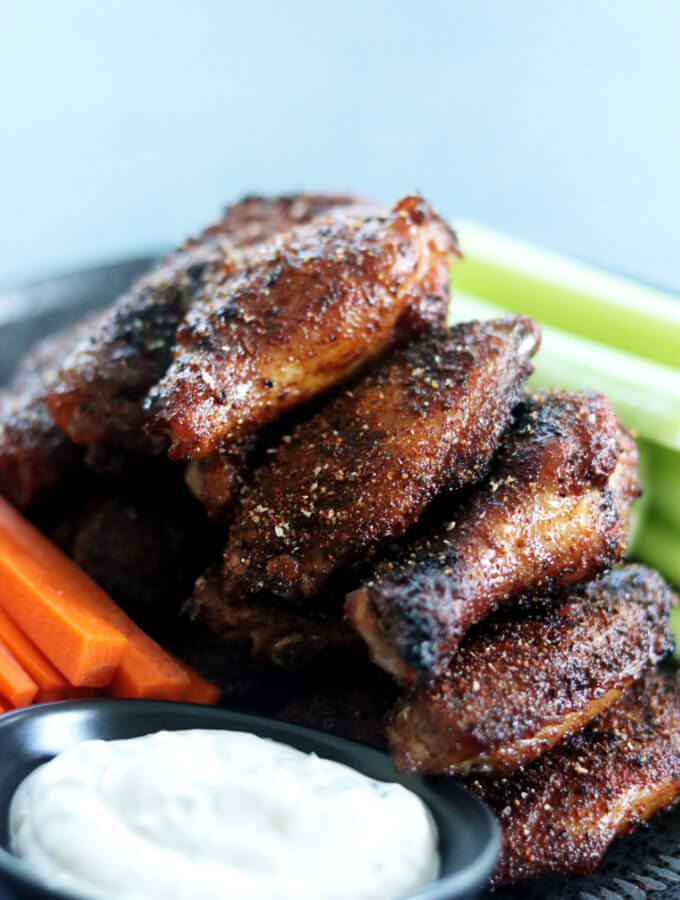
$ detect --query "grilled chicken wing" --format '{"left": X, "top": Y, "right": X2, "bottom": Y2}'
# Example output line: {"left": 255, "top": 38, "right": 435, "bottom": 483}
{"left": 145, "top": 196, "right": 460, "bottom": 459}
{"left": 216, "top": 316, "right": 539, "bottom": 606}
{"left": 0, "top": 316, "right": 105, "bottom": 508}
{"left": 47, "top": 194, "right": 358, "bottom": 454}
{"left": 474, "top": 672, "right": 680, "bottom": 888}
{"left": 189, "top": 566, "right": 359, "bottom": 669}
{"left": 388, "top": 566, "right": 674, "bottom": 775}
{"left": 347, "top": 391, "right": 640, "bottom": 684}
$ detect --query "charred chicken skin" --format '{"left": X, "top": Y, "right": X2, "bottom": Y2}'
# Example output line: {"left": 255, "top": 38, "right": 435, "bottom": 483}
{"left": 474, "top": 672, "right": 680, "bottom": 888}
{"left": 213, "top": 316, "right": 539, "bottom": 607}
{"left": 387, "top": 565, "right": 674, "bottom": 775}
{"left": 145, "top": 196, "right": 460, "bottom": 459}
{"left": 47, "top": 194, "right": 359, "bottom": 454}
{"left": 347, "top": 391, "right": 641, "bottom": 684}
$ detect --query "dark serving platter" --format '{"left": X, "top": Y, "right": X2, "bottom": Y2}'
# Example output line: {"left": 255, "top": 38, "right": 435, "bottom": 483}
{"left": 2, "top": 260, "right": 680, "bottom": 900}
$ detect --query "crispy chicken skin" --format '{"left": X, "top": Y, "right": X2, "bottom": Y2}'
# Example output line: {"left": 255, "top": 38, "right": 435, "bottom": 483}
{"left": 145, "top": 196, "right": 460, "bottom": 459}
{"left": 475, "top": 672, "right": 680, "bottom": 888}
{"left": 347, "top": 391, "right": 641, "bottom": 684}
{"left": 189, "top": 565, "right": 359, "bottom": 669}
{"left": 388, "top": 566, "right": 674, "bottom": 775}
{"left": 0, "top": 316, "right": 104, "bottom": 508}
{"left": 47, "top": 194, "right": 358, "bottom": 454}
{"left": 218, "top": 316, "right": 539, "bottom": 604}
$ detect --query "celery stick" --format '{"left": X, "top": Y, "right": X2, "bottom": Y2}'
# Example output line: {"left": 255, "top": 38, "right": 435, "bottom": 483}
{"left": 639, "top": 439, "right": 680, "bottom": 533}
{"left": 670, "top": 606, "right": 680, "bottom": 661}
{"left": 627, "top": 445, "right": 652, "bottom": 553}
{"left": 627, "top": 497, "right": 648, "bottom": 556}
{"left": 449, "top": 293, "right": 680, "bottom": 450}
{"left": 632, "top": 514, "right": 680, "bottom": 590}
{"left": 452, "top": 220, "right": 680, "bottom": 370}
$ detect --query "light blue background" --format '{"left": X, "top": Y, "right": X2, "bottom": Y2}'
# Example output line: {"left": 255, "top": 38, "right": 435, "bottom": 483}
{"left": 1, "top": 1, "right": 678, "bottom": 292}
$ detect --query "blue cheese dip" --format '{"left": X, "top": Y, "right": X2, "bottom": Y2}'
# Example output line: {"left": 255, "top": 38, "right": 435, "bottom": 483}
{"left": 10, "top": 729, "right": 439, "bottom": 900}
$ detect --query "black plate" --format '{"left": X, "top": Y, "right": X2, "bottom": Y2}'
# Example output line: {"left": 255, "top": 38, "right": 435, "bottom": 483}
{"left": 3, "top": 260, "right": 680, "bottom": 900}
{"left": 0, "top": 699, "right": 499, "bottom": 900}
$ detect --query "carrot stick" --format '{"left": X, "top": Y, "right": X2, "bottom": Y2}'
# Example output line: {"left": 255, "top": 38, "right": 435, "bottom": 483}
{"left": 109, "top": 631, "right": 191, "bottom": 701}
{"left": 175, "top": 659, "right": 221, "bottom": 705}
{"left": 0, "top": 498, "right": 128, "bottom": 685}
{"left": 0, "top": 697, "right": 10, "bottom": 714}
{"left": 0, "top": 606, "right": 70, "bottom": 703}
{"left": 0, "top": 498, "right": 187, "bottom": 698}
{"left": 0, "top": 636, "right": 38, "bottom": 707}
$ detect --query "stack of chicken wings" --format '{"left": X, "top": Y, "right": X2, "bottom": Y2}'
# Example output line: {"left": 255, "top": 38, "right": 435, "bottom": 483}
{"left": 1, "top": 192, "right": 678, "bottom": 889}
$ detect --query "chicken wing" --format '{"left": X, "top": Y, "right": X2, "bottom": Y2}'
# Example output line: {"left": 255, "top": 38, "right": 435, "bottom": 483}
{"left": 145, "top": 195, "right": 460, "bottom": 459}
{"left": 189, "top": 566, "right": 359, "bottom": 669}
{"left": 216, "top": 316, "right": 539, "bottom": 606}
{"left": 347, "top": 391, "right": 641, "bottom": 684}
{"left": 387, "top": 565, "right": 674, "bottom": 775}
{"left": 0, "top": 315, "right": 104, "bottom": 508}
{"left": 473, "top": 672, "right": 680, "bottom": 887}
{"left": 47, "top": 194, "right": 358, "bottom": 454}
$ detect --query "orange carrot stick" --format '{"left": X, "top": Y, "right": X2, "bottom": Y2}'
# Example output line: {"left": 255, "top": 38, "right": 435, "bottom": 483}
{"left": 0, "top": 636, "right": 38, "bottom": 707}
{"left": 0, "top": 498, "right": 189, "bottom": 699}
{"left": 0, "top": 606, "right": 70, "bottom": 702}
{"left": 0, "top": 498, "right": 128, "bottom": 686}
{"left": 175, "top": 659, "right": 221, "bottom": 705}
{"left": 109, "top": 630, "right": 190, "bottom": 701}
{"left": 0, "top": 697, "right": 10, "bottom": 714}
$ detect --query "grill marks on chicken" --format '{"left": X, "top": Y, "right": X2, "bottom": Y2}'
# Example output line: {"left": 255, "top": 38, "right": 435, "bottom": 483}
{"left": 47, "top": 194, "right": 358, "bottom": 454}
{"left": 387, "top": 566, "right": 674, "bottom": 776}
{"left": 189, "top": 566, "right": 359, "bottom": 670}
{"left": 347, "top": 391, "right": 640, "bottom": 685}
{"left": 216, "top": 316, "right": 539, "bottom": 607}
{"left": 0, "top": 316, "right": 103, "bottom": 508}
{"left": 474, "top": 673, "right": 680, "bottom": 888}
{"left": 145, "top": 196, "right": 460, "bottom": 459}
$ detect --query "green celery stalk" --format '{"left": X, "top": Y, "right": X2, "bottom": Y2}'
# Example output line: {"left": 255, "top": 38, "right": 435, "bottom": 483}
{"left": 632, "top": 514, "right": 680, "bottom": 592}
{"left": 449, "top": 293, "right": 680, "bottom": 450}
{"left": 639, "top": 439, "right": 680, "bottom": 533}
{"left": 627, "top": 443, "right": 651, "bottom": 554}
{"left": 671, "top": 606, "right": 680, "bottom": 662}
{"left": 451, "top": 220, "right": 680, "bottom": 370}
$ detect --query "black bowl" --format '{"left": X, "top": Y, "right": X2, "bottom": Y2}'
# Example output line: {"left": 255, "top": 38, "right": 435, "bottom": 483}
{"left": 0, "top": 699, "right": 500, "bottom": 900}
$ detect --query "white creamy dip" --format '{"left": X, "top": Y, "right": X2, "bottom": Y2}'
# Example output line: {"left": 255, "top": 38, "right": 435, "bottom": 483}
{"left": 10, "top": 729, "right": 439, "bottom": 900}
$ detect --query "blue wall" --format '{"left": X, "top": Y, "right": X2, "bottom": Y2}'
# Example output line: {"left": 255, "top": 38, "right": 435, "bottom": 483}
{"left": 1, "top": 1, "right": 678, "bottom": 291}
